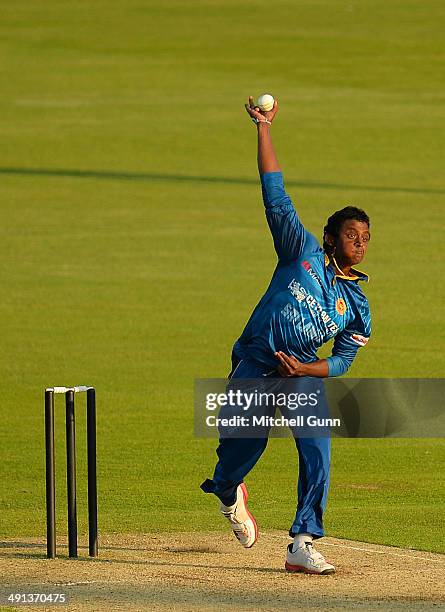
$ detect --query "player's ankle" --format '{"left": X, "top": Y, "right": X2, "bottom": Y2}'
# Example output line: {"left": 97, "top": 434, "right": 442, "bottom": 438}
{"left": 292, "top": 533, "right": 313, "bottom": 551}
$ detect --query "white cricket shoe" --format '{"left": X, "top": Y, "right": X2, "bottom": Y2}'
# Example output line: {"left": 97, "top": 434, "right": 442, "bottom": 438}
{"left": 220, "top": 483, "right": 258, "bottom": 548}
{"left": 285, "top": 541, "right": 335, "bottom": 574}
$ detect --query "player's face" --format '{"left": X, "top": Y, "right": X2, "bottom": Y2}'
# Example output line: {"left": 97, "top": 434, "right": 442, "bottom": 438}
{"left": 335, "top": 220, "right": 370, "bottom": 265}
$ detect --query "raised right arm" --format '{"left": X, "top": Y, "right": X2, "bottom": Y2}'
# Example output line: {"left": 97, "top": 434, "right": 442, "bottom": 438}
{"left": 257, "top": 120, "right": 281, "bottom": 174}
{"left": 245, "top": 97, "right": 320, "bottom": 261}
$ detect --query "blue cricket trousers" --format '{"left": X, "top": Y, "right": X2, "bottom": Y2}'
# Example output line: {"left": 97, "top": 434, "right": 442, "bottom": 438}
{"left": 200, "top": 356, "right": 331, "bottom": 538}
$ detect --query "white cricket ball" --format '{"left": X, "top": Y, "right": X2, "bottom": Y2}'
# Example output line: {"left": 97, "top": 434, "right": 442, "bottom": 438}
{"left": 256, "top": 93, "right": 275, "bottom": 112}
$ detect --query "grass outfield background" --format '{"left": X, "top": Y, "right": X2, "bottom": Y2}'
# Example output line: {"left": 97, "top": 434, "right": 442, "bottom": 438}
{"left": 0, "top": 1, "right": 444, "bottom": 553}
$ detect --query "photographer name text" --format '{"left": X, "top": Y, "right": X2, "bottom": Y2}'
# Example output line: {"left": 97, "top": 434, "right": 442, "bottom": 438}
{"left": 205, "top": 415, "right": 340, "bottom": 428}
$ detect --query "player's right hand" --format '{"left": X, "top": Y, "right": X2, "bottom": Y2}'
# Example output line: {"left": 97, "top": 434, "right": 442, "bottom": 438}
{"left": 245, "top": 96, "right": 278, "bottom": 124}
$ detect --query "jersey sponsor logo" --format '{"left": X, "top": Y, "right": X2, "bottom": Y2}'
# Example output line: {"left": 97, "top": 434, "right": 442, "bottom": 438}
{"left": 290, "top": 280, "right": 307, "bottom": 303}
{"left": 351, "top": 333, "right": 369, "bottom": 346}
{"left": 335, "top": 297, "right": 347, "bottom": 315}
{"left": 288, "top": 280, "right": 339, "bottom": 336}
{"left": 301, "top": 260, "right": 323, "bottom": 287}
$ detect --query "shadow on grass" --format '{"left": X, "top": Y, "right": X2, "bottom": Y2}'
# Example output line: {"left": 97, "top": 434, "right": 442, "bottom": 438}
{"left": 1, "top": 166, "right": 444, "bottom": 195}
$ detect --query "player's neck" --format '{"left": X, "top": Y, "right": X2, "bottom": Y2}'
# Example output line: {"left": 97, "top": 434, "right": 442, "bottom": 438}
{"left": 329, "top": 255, "right": 351, "bottom": 277}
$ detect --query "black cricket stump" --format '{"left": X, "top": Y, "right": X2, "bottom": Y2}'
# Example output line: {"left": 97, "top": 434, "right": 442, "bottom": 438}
{"left": 44, "top": 386, "right": 98, "bottom": 559}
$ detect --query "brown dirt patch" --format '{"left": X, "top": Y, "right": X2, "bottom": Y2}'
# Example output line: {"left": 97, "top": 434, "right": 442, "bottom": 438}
{"left": 1, "top": 532, "right": 444, "bottom": 611}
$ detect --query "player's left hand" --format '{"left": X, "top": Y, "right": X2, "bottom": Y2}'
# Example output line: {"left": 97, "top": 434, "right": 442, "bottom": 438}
{"left": 275, "top": 351, "right": 304, "bottom": 377}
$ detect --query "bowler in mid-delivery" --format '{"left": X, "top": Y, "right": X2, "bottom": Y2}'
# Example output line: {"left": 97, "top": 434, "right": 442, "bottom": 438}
{"left": 201, "top": 97, "right": 372, "bottom": 574}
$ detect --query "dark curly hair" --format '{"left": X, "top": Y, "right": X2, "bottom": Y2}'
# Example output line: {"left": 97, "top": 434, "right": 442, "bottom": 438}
{"left": 323, "top": 206, "right": 370, "bottom": 254}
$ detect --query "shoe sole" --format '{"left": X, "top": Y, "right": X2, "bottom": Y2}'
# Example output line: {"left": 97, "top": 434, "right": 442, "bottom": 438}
{"left": 239, "top": 483, "right": 258, "bottom": 548}
{"left": 285, "top": 561, "right": 335, "bottom": 575}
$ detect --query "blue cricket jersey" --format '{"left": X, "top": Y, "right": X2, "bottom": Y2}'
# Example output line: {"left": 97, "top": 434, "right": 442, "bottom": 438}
{"left": 233, "top": 172, "right": 371, "bottom": 377}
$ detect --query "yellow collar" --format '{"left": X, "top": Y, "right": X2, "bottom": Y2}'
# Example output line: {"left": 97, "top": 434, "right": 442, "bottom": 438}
{"left": 324, "top": 254, "right": 369, "bottom": 282}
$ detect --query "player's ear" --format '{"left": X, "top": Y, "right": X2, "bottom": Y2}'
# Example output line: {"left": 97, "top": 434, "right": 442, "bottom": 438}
{"left": 323, "top": 232, "right": 336, "bottom": 256}
{"left": 324, "top": 233, "right": 335, "bottom": 247}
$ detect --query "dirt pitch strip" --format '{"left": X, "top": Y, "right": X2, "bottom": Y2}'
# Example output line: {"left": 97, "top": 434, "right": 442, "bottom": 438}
{"left": 1, "top": 532, "right": 444, "bottom": 611}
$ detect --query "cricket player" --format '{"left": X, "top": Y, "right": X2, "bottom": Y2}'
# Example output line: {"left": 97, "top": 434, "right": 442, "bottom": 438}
{"left": 201, "top": 97, "right": 371, "bottom": 574}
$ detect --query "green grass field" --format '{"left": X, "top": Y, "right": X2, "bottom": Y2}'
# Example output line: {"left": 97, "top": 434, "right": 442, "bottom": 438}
{"left": 0, "top": 1, "right": 444, "bottom": 553}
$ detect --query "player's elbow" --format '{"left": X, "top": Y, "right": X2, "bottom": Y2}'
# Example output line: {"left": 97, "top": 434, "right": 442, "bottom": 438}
{"left": 326, "top": 355, "right": 351, "bottom": 377}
